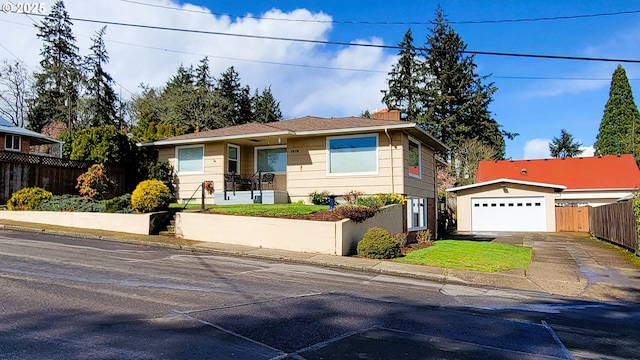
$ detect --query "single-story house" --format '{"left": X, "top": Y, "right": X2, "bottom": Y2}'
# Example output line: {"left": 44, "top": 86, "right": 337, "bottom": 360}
{"left": 447, "top": 155, "right": 640, "bottom": 232}
{"left": 0, "top": 116, "right": 62, "bottom": 157}
{"left": 140, "top": 111, "right": 448, "bottom": 234}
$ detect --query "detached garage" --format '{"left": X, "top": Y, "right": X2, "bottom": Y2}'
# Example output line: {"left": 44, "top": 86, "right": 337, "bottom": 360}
{"left": 447, "top": 178, "right": 566, "bottom": 232}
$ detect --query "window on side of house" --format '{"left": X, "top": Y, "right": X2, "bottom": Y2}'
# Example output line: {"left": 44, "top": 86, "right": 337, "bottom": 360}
{"left": 5, "top": 134, "right": 20, "bottom": 151}
{"left": 255, "top": 146, "right": 286, "bottom": 174}
{"left": 408, "top": 137, "right": 421, "bottom": 178}
{"left": 176, "top": 145, "right": 204, "bottom": 174}
{"left": 227, "top": 144, "right": 239, "bottom": 174}
{"left": 407, "top": 197, "right": 427, "bottom": 231}
{"left": 327, "top": 134, "right": 378, "bottom": 175}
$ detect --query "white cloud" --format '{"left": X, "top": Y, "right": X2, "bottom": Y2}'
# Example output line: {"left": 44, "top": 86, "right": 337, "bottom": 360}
{"left": 0, "top": 0, "right": 393, "bottom": 119}
{"left": 523, "top": 138, "right": 551, "bottom": 159}
{"left": 579, "top": 145, "right": 595, "bottom": 157}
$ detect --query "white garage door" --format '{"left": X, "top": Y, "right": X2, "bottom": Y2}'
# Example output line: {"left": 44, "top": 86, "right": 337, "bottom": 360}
{"left": 471, "top": 197, "right": 546, "bottom": 232}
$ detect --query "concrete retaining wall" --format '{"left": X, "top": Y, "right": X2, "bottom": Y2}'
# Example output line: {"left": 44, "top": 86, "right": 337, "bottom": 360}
{"left": 0, "top": 211, "right": 169, "bottom": 235}
{"left": 175, "top": 204, "right": 403, "bottom": 255}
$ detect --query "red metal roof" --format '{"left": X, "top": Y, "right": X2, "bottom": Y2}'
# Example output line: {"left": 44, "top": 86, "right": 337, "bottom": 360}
{"left": 476, "top": 154, "right": 640, "bottom": 190}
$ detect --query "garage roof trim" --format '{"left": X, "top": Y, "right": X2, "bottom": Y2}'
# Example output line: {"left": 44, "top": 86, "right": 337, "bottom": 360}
{"left": 446, "top": 178, "right": 567, "bottom": 193}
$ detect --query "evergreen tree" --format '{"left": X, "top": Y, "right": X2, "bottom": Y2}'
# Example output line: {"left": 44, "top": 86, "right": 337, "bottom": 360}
{"left": 420, "top": 6, "right": 507, "bottom": 156}
{"left": 213, "top": 66, "right": 252, "bottom": 126}
{"left": 252, "top": 86, "right": 282, "bottom": 123}
{"left": 80, "top": 26, "right": 120, "bottom": 128}
{"left": 28, "top": 0, "right": 83, "bottom": 132}
{"left": 549, "top": 129, "right": 583, "bottom": 158}
{"left": 193, "top": 57, "right": 217, "bottom": 130}
{"left": 594, "top": 65, "right": 640, "bottom": 161}
{"left": 382, "top": 29, "right": 424, "bottom": 121}
{"left": 163, "top": 64, "right": 198, "bottom": 131}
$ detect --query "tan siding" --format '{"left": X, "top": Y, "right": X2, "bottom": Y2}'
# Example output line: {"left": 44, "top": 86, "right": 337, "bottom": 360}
{"left": 166, "top": 143, "right": 225, "bottom": 202}
{"left": 287, "top": 132, "right": 402, "bottom": 202}
{"left": 402, "top": 133, "right": 436, "bottom": 198}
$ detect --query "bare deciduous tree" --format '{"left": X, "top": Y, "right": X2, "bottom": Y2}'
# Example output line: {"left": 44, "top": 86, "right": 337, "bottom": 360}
{"left": 0, "top": 60, "right": 33, "bottom": 127}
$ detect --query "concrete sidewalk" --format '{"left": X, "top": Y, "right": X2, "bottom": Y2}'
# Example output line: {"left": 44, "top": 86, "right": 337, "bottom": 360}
{"left": 2, "top": 221, "right": 639, "bottom": 302}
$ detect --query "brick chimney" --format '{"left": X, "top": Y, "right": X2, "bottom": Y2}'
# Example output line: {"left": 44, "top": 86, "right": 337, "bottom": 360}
{"left": 371, "top": 109, "right": 401, "bottom": 121}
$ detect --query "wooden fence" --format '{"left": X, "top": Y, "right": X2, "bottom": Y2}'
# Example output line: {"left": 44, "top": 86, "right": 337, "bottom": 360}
{"left": 555, "top": 206, "right": 590, "bottom": 232}
{"left": 589, "top": 202, "right": 638, "bottom": 252}
{"left": 0, "top": 151, "right": 125, "bottom": 203}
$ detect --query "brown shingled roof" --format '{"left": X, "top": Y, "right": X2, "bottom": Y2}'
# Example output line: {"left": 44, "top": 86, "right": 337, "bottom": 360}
{"left": 147, "top": 116, "right": 448, "bottom": 151}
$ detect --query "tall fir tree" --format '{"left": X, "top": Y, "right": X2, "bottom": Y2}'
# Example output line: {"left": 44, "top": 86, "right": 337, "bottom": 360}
{"left": 594, "top": 65, "right": 640, "bottom": 162}
{"left": 81, "top": 26, "right": 120, "bottom": 128}
{"left": 549, "top": 129, "right": 583, "bottom": 158}
{"left": 252, "top": 86, "right": 282, "bottom": 123}
{"left": 382, "top": 29, "right": 424, "bottom": 121}
{"left": 28, "top": 0, "right": 83, "bottom": 132}
{"left": 213, "top": 66, "right": 252, "bottom": 126}
{"left": 420, "top": 6, "right": 506, "bottom": 156}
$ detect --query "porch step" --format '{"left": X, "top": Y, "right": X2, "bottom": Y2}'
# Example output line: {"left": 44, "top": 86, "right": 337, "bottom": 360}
{"left": 158, "top": 214, "right": 176, "bottom": 237}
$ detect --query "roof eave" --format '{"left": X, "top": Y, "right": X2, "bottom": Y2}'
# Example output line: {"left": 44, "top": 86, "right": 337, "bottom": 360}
{"left": 447, "top": 178, "right": 567, "bottom": 193}
{"left": 138, "top": 130, "right": 294, "bottom": 147}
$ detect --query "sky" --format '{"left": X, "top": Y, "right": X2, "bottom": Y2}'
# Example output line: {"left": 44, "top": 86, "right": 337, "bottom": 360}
{"left": 1, "top": 0, "right": 640, "bottom": 160}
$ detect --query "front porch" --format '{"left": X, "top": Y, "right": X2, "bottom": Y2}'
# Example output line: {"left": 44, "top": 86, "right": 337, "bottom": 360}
{"left": 214, "top": 189, "right": 289, "bottom": 205}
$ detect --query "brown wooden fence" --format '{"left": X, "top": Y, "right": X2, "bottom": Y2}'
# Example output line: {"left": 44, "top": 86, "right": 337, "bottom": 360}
{"left": 0, "top": 151, "right": 125, "bottom": 203}
{"left": 555, "top": 206, "right": 590, "bottom": 232}
{"left": 589, "top": 202, "right": 638, "bottom": 252}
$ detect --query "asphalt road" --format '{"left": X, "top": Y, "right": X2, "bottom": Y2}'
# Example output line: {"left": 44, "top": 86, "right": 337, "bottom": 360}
{"left": 0, "top": 229, "right": 638, "bottom": 359}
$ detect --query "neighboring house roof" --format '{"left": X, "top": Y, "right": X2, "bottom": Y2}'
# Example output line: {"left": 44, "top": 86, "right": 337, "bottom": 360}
{"left": 447, "top": 178, "right": 566, "bottom": 193}
{"left": 141, "top": 116, "right": 448, "bottom": 152}
{"left": 476, "top": 155, "right": 640, "bottom": 190}
{"left": 0, "top": 117, "right": 61, "bottom": 145}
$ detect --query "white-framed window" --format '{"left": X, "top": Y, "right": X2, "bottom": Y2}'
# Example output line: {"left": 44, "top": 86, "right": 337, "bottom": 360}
{"left": 408, "top": 136, "right": 421, "bottom": 178}
{"left": 176, "top": 144, "right": 204, "bottom": 174}
{"left": 407, "top": 197, "right": 427, "bottom": 231}
{"left": 255, "top": 145, "right": 287, "bottom": 174}
{"left": 227, "top": 144, "right": 240, "bottom": 174}
{"left": 327, "top": 134, "right": 378, "bottom": 176}
{"left": 5, "top": 134, "right": 20, "bottom": 151}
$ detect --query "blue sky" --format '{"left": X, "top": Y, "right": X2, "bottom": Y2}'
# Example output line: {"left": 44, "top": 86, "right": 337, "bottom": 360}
{"left": 2, "top": 0, "right": 640, "bottom": 159}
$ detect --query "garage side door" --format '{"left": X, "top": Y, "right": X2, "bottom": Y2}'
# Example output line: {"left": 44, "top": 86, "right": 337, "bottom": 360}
{"left": 471, "top": 197, "right": 546, "bottom": 232}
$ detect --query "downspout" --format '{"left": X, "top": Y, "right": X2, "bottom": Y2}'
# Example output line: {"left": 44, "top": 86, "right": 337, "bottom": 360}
{"left": 384, "top": 128, "right": 394, "bottom": 193}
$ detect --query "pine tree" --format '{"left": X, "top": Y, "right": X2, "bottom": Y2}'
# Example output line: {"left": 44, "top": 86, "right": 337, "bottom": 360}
{"left": 252, "top": 86, "right": 282, "bottom": 123}
{"left": 81, "top": 26, "right": 120, "bottom": 128}
{"left": 382, "top": 29, "right": 424, "bottom": 121}
{"left": 28, "top": 0, "right": 83, "bottom": 132}
{"left": 594, "top": 65, "right": 640, "bottom": 161}
{"left": 549, "top": 129, "right": 583, "bottom": 158}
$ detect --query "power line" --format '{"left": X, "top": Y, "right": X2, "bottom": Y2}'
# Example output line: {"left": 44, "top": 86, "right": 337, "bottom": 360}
{"left": 115, "top": 0, "right": 640, "bottom": 25}
{"left": 27, "top": 14, "right": 640, "bottom": 64}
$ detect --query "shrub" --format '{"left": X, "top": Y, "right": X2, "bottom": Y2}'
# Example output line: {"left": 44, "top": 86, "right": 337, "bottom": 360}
{"left": 391, "top": 232, "right": 409, "bottom": 247}
{"left": 7, "top": 187, "right": 52, "bottom": 210}
{"left": 147, "top": 160, "right": 175, "bottom": 193}
{"left": 309, "top": 190, "right": 331, "bottom": 205}
{"left": 343, "top": 190, "right": 363, "bottom": 205}
{"left": 376, "top": 193, "right": 407, "bottom": 205}
{"left": 104, "top": 193, "right": 132, "bottom": 213}
{"left": 36, "top": 194, "right": 105, "bottom": 212}
{"left": 335, "top": 205, "right": 377, "bottom": 223}
{"left": 357, "top": 227, "right": 402, "bottom": 259}
{"left": 416, "top": 229, "right": 433, "bottom": 247}
{"left": 131, "top": 180, "right": 172, "bottom": 213}
{"left": 356, "top": 196, "right": 385, "bottom": 209}
{"left": 76, "top": 164, "right": 116, "bottom": 200}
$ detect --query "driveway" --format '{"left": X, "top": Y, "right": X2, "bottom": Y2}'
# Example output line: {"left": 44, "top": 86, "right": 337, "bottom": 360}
{"left": 452, "top": 232, "right": 640, "bottom": 302}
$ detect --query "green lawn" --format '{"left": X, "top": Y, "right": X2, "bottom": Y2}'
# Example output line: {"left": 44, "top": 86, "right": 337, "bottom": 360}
{"left": 395, "top": 240, "right": 532, "bottom": 272}
{"left": 170, "top": 203, "right": 329, "bottom": 216}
